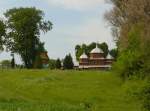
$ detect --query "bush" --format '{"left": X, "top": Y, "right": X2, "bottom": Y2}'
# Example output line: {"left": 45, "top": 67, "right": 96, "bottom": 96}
{"left": 49, "top": 59, "right": 56, "bottom": 69}
{"left": 113, "top": 50, "right": 143, "bottom": 79}
{"left": 113, "top": 25, "right": 144, "bottom": 79}
{"left": 140, "top": 81, "right": 150, "bottom": 111}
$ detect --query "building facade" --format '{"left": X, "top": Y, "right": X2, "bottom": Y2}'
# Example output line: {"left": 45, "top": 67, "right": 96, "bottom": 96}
{"left": 79, "top": 46, "right": 114, "bottom": 69}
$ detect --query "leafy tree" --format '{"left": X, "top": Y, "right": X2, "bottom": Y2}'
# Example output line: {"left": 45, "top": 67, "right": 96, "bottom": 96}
{"left": 49, "top": 59, "right": 56, "bottom": 69}
{"left": 63, "top": 54, "right": 74, "bottom": 69}
{"left": 109, "top": 48, "right": 118, "bottom": 59}
{"left": 98, "top": 42, "right": 109, "bottom": 58}
{"left": 4, "top": 7, "right": 52, "bottom": 68}
{"left": 56, "top": 58, "right": 61, "bottom": 69}
{"left": 0, "top": 20, "right": 6, "bottom": 51}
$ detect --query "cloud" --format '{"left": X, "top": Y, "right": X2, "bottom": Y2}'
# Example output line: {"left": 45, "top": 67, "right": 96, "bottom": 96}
{"left": 45, "top": 0, "right": 105, "bottom": 11}
{"left": 68, "top": 18, "right": 116, "bottom": 49}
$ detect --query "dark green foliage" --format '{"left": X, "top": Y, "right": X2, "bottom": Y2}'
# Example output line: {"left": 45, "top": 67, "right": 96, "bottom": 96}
{"left": 109, "top": 48, "right": 118, "bottom": 60}
{"left": 98, "top": 42, "right": 109, "bottom": 58}
{"left": 4, "top": 7, "right": 52, "bottom": 68}
{"left": 56, "top": 58, "right": 62, "bottom": 69}
{"left": 106, "top": 0, "right": 150, "bottom": 110}
{"left": 139, "top": 81, "right": 150, "bottom": 111}
{"left": 63, "top": 54, "right": 74, "bottom": 69}
{"left": 0, "top": 20, "right": 6, "bottom": 51}
{"left": 49, "top": 59, "right": 56, "bottom": 69}
{"left": 113, "top": 25, "right": 144, "bottom": 79}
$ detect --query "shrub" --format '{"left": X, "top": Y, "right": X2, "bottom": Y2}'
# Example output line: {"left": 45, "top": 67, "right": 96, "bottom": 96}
{"left": 140, "top": 81, "right": 150, "bottom": 111}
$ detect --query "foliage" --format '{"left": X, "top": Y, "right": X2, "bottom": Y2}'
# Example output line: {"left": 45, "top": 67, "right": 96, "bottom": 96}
{"left": 0, "top": 20, "right": 6, "bottom": 51}
{"left": 106, "top": 0, "right": 150, "bottom": 110}
{"left": 109, "top": 48, "right": 118, "bottom": 59}
{"left": 56, "top": 58, "right": 62, "bottom": 69}
{"left": 113, "top": 25, "right": 144, "bottom": 79}
{"left": 4, "top": 7, "right": 52, "bottom": 68}
{"left": 63, "top": 54, "right": 74, "bottom": 69}
{"left": 98, "top": 42, "right": 109, "bottom": 58}
{"left": 140, "top": 81, "right": 150, "bottom": 111}
{"left": 106, "top": 0, "right": 150, "bottom": 78}
{"left": 49, "top": 59, "right": 56, "bottom": 69}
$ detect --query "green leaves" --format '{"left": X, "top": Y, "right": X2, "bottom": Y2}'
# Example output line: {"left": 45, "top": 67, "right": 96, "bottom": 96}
{"left": 4, "top": 7, "right": 53, "bottom": 68}
{"left": 0, "top": 20, "right": 6, "bottom": 51}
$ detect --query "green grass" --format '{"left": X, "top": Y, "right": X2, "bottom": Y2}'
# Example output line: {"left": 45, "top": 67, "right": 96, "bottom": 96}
{"left": 0, "top": 70, "right": 142, "bottom": 111}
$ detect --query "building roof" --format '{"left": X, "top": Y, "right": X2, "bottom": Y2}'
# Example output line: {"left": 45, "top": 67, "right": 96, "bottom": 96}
{"left": 40, "top": 52, "right": 49, "bottom": 60}
{"left": 106, "top": 54, "right": 114, "bottom": 59}
{"left": 80, "top": 53, "right": 88, "bottom": 59}
{"left": 90, "top": 45, "right": 103, "bottom": 54}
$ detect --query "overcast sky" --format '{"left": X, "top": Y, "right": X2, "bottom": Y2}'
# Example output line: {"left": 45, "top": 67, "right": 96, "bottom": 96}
{"left": 0, "top": 0, "right": 115, "bottom": 64}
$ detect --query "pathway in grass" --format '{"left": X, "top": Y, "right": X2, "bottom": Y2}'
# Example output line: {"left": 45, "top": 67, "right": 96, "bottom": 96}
{"left": 0, "top": 70, "right": 141, "bottom": 111}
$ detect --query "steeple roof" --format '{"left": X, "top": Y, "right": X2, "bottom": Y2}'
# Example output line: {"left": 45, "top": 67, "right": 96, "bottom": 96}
{"left": 106, "top": 54, "right": 114, "bottom": 59}
{"left": 80, "top": 53, "right": 88, "bottom": 59}
{"left": 90, "top": 45, "right": 103, "bottom": 54}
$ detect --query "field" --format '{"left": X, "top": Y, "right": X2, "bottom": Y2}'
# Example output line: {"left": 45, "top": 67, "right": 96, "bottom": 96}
{"left": 0, "top": 70, "right": 142, "bottom": 111}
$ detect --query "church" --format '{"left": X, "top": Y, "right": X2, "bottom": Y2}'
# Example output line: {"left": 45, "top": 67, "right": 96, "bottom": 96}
{"left": 79, "top": 45, "right": 114, "bottom": 69}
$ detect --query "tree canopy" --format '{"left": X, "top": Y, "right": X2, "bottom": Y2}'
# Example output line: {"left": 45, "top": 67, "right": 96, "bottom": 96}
{"left": 0, "top": 20, "right": 6, "bottom": 51}
{"left": 4, "top": 7, "right": 53, "bottom": 68}
{"left": 63, "top": 54, "right": 74, "bottom": 69}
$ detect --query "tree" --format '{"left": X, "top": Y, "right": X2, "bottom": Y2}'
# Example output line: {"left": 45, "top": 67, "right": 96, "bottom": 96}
{"left": 4, "top": 7, "right": 53, "bottom": 68}
{"left": 98, "top": 42, "right": 109, "bottom": 58}
{"left": 0, "top": 20, "right": 6, "bottom": 51}
{"left": 63, "top": 54, "right": 74, "bottom": 69}
{"left": 56, "top": 58, "right": 61, "bottom": 69}
{"left": 49, "top": 59, "right": 56, "bottom": 69}
{"left": 109, "top": 48, "right": 118, "bottom": 59}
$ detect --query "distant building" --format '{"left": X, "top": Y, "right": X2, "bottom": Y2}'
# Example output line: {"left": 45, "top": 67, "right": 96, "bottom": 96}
{"left": 79, "top": 45, "right": 114, "bottom": 69}
{"left": 40, "top": 51, "right": 49, "bottom": 68}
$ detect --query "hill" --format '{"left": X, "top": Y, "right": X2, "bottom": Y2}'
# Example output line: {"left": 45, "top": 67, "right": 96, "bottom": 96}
{"left": 0, "top": 70, "right": 142, "bottom": 111}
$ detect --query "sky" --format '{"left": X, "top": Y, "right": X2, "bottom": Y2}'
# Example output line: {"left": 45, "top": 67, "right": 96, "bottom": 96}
{"left": 0, "top": 0, "right": 115, "bottom": 64}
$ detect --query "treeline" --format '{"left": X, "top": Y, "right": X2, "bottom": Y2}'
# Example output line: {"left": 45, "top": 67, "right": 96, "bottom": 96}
{"left": 106, "top": 0, "right": 150, "bottom": 110}
{"left": 49, "top": 54, "right": 74, "bottom": 70}
{"left": 75, "top": 42, "right": 118, "bottom": 61}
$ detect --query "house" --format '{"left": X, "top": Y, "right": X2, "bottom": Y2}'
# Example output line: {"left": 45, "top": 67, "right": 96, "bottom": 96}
{"left": 39, "top": 51, "right": 49, "bottom": 68}
{"left": 79, "top": 45, "right": 114, "bottom": 69}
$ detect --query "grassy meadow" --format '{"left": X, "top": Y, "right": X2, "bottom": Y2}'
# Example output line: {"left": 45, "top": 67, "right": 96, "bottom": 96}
{"left": 0, "top": 70, "right": 143, "bottom": 111}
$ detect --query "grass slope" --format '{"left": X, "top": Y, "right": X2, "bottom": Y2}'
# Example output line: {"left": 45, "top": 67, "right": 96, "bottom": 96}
{"left": 0, "top": 70, "right": 141, "bottom": 111}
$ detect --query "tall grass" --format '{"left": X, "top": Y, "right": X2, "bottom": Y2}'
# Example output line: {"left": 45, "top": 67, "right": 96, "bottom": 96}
{"left": 0, "top": 70, "right": 143, "bottom": 111}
